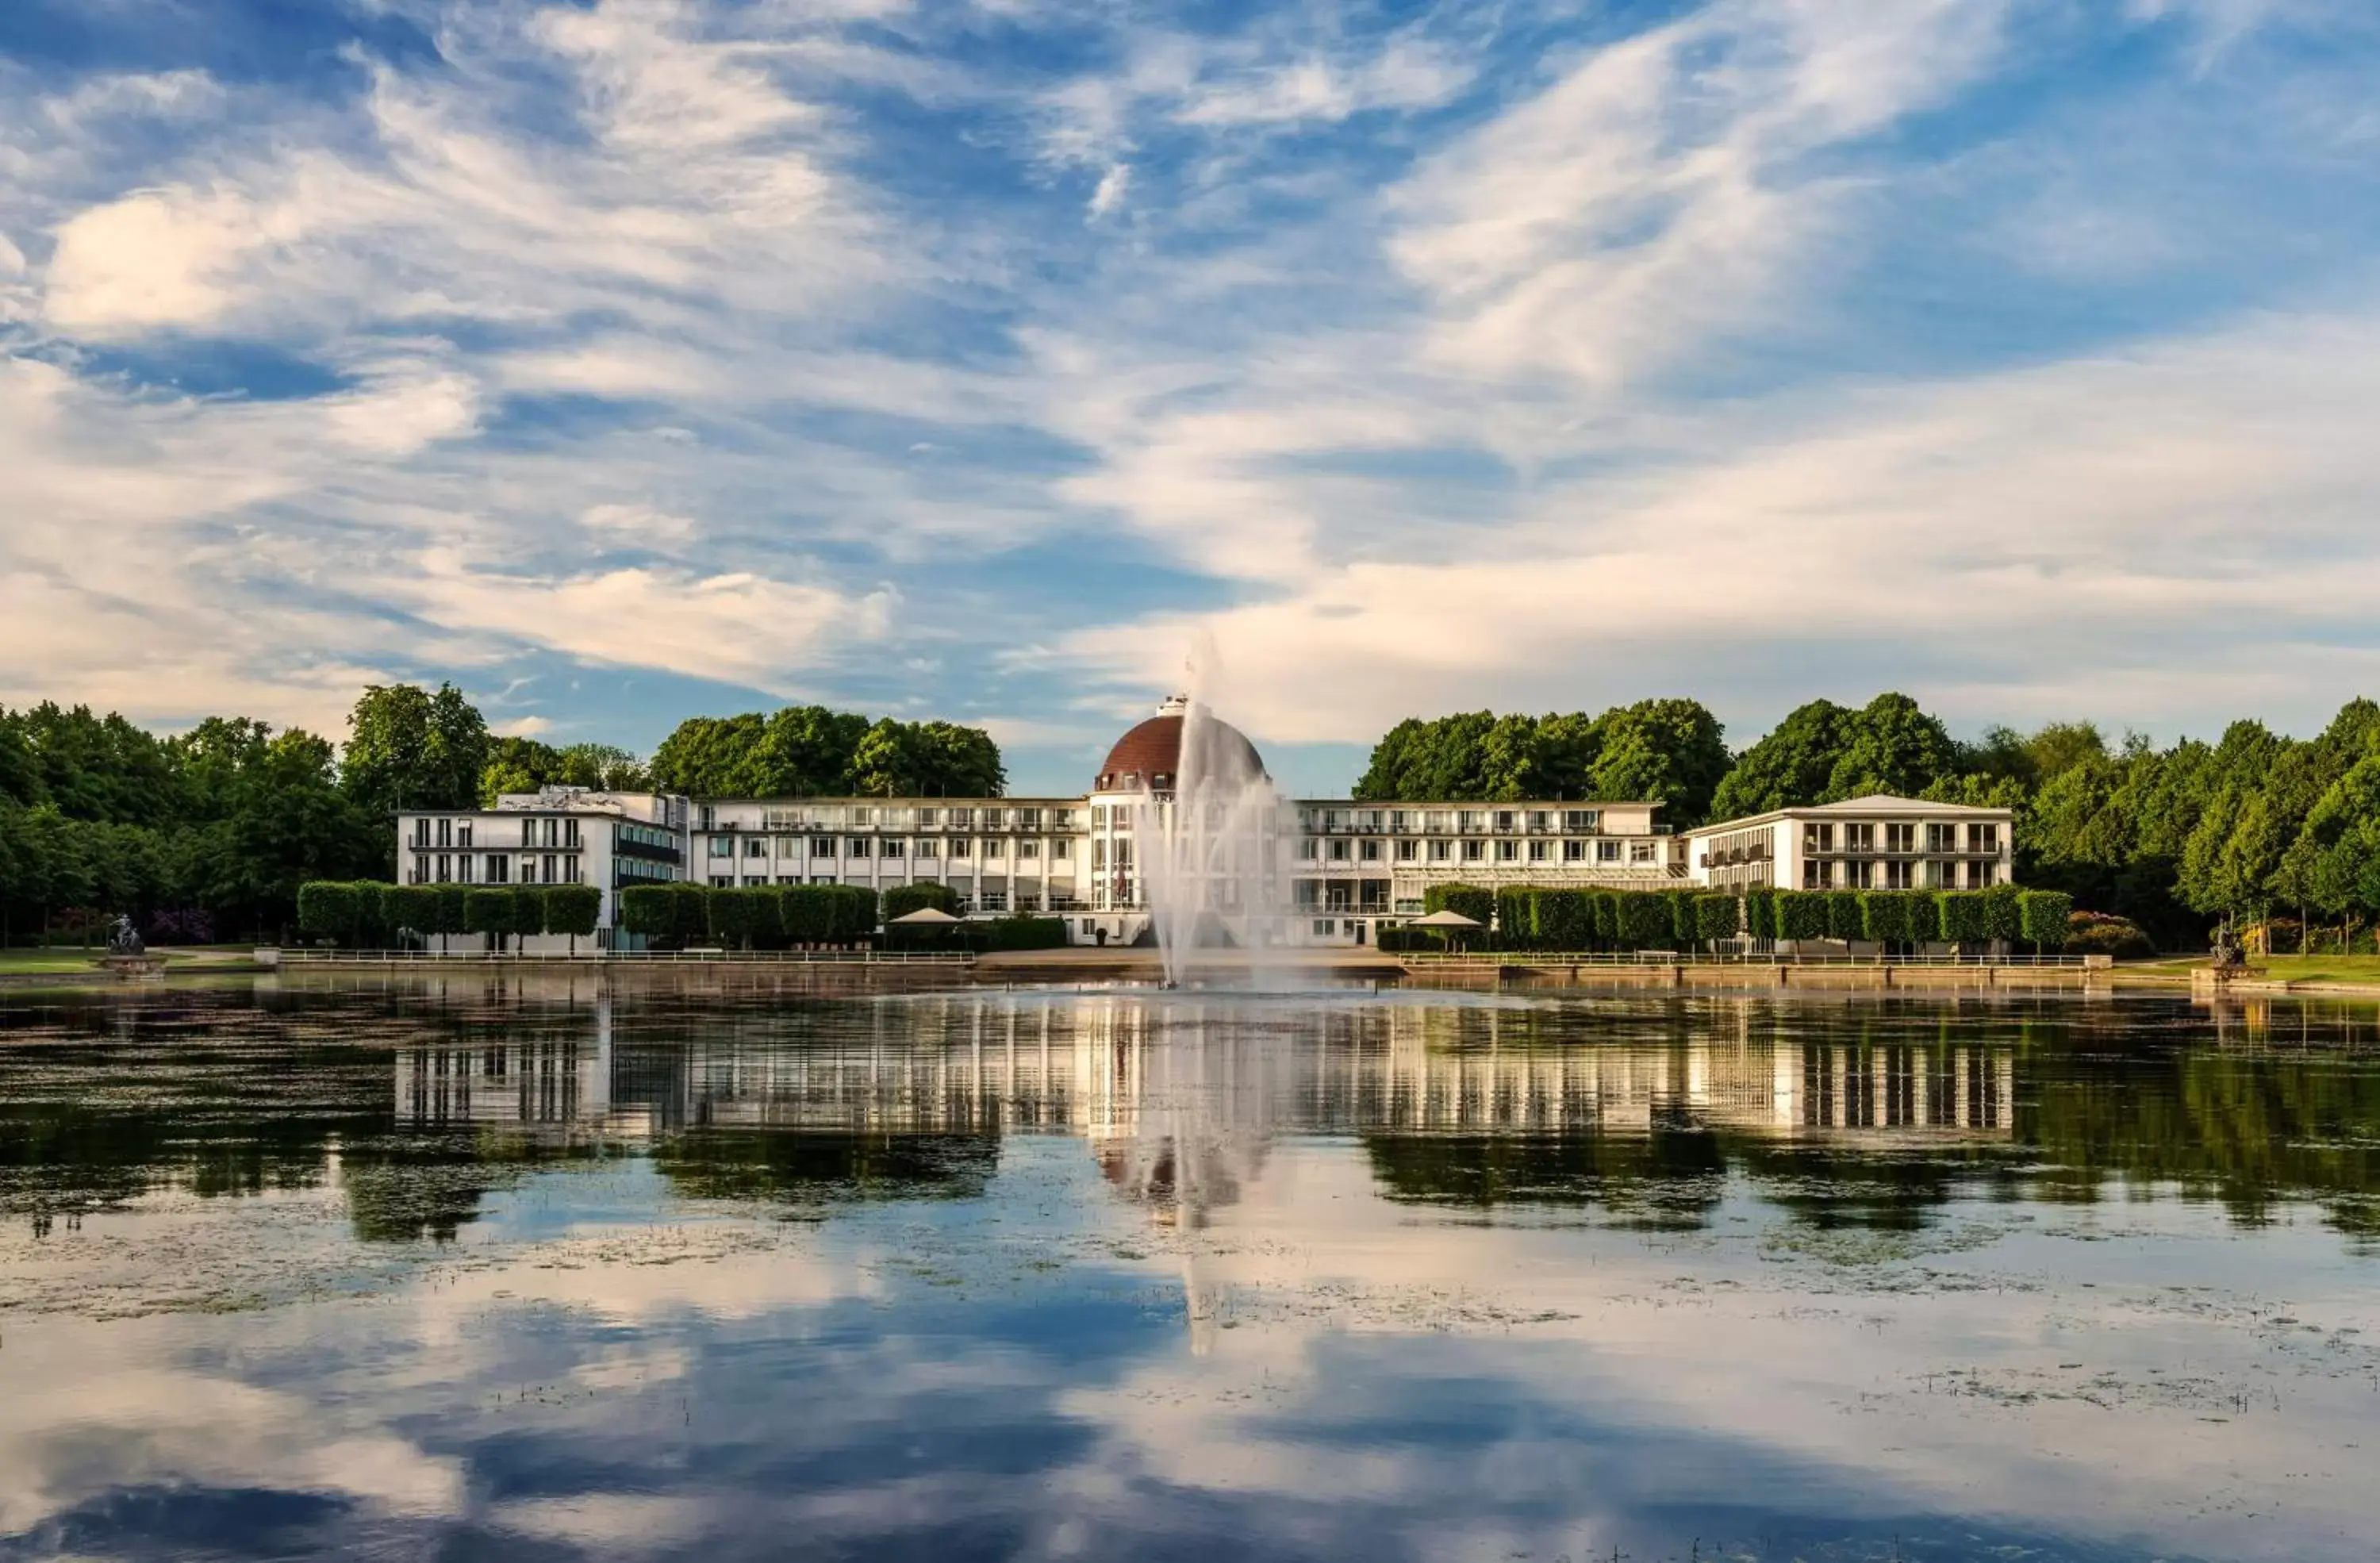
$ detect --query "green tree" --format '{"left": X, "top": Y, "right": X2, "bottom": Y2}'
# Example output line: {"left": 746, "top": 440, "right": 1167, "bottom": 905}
{"left": 543, "top": 885, "right": 601, "bottom": 954}
{"left": 342, "top": 684, "right": 490, "bottom": 822}
{"left": 1709, "top": 700, "right": 1853, "bottom": 819}
{"left": 464, "top": 888, "right": 518, "bottom": 953}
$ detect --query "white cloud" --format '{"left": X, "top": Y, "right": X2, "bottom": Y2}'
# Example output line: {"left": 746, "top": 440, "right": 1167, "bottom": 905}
{"left": 582, "top": 501, "right": 701, "bottom": 543}
{"left": 44, "top": 185, "right": 263, "bottom": 335}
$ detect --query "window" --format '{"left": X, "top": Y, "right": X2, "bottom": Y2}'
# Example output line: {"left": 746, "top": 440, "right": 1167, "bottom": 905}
{"left": 1564, "top": 810, "right": 1601, "bottom": 832}
{"left": 982, "top": 838, "right": 1004, "bottom": 859}
{"left": 1357, "top": 811, "right": 1382, "bottom": 832}
{"left": 1359, "top": 839, "right": 1381, "bottom": 862}
{"left": 1018, "top": 808, "right": 1042, "bottom": 831}
{"left": 1528, "top": 811, "right": 1550, "bottom": 832}
{"left": 950, "top": 839, "right": 971, "bottom": 859}
{"left": 1494, "top": 810, "right": 1517, "bottom": 833}
{"left": 712, "top": 875, "right": 732, "bottom": 888}
{"left": 459, "top": 823, "right": 473, "bottom": 848}
{"left": 915, "top": 839, "right": 939, "bottom": 860}
{"left": 1844, "top": 823, "right": 1875, "bottom": 853}
{"left": 1390, "top": 810, "right": 1412, "bottom": 832}
{"left": 1929, "top": 859, "right": 1957, "bottom": 887}
{"left": 1458, "top": 810, "right": 1485, "bottom": 831}
{"left": 437, "top": 817, "right": 452, "bottom": 848}
{"left": 1802, "top": 822, "right": 1836, "bottom": 854}
{"left": 1803, "top": 860, "right": 1833, "bottom": 889}
{"left": 1926, "top": 823, "right": 1956, "bottom": 854}
{"left": 1630, "top": 840, "right": 1656, "bottom": 864}
{"left": 1968, "top": 823, "right": 2000, "bottom": 853}
{"left": 708, "top": 838, "right": 733, "bottom": 859}
{"left": 1847, "top": 858, "right": 1874, "bottom": 888}
{"left": 1970, "top": 859, "right": 1997, "bottom": 886}
{"left": 411, "top": 854, "right": 429, "bottom": 883}
{"left": 1016, "top": 840, "right": 1039, "bottom": 860}
{"left": 846, "top": 838, "right": 871, "bottom": 858}
{"left": 1563, "top": 840, "right": 1585, "bottom": 862}
{"left": 1887, "top": 823, "right": 1916, "bottom": 854}
{"left": 1395, "top": 839, "right": 1418, "bottom": 862}
{"left": 1051, "top": 839, "right": 1072, "bottom": 861}
{"left": 812, "top": 836, "right": 835, "bottom": 858}
{"left": 1312, "top": 918, "right": 1335, "bottom": 937}
{"left": 745, "top": 838, "right": 768, "bottom": 858}
{"left": 1886, "top": 860, "right": 1913, "bottom": 889}
{"left": 1462, "top": 839, "right": 1485, "bottom": 862}
{"left": 1298, "top": 839, "right": 1319, "bottom": 861}
{"left": 1597, "top": 840, "right": 1621, "bottom": 862}
{"left": 850, "top": 807, "right": 873, "bottom": 827}
{"left": 1528, "top": 839, "right": 1548, "bottom": 862}
{"left": 916, "top": 808, "right": 939, "bottom": 829}
{"left": 1429, "top": 839, "right": 1452, "bottom": 862}
{"left": 949, "top": 808, "right": 975, "bottom": 829}
{"left": 1495, "top": 839, "right": 1518, "bottom": 861}
{"left": 982, "top": 808, "right": 1005, "bottom": 829}
{"left": 881, "top": 839, "right": 905, "bottom": 859}
{"left": 1327, "top": 839, "right": 1349, "bottom": 861}
{"left": 436, "top": 853, "right": 451, "bottom": 881}
{"left": 1052, "top": 810, "right": 1075, "bottom": 831}
{"left": 486, "top": 854, "right": 508, "bottom": 884}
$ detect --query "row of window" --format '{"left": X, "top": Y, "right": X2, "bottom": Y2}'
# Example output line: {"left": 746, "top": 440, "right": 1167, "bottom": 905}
{"left": 408, "top": 817, "right": 583, "bottom": 851}
{"left": 1292, "top": 808, "right": 1610, "bottom": 835}
{"left": 1297, "top": 837, "right": 1662, "bottom": 866}
{"left": 703, "top": 874, "right": 1076, "bottom": 913}
{"left": 407, "top": 854, "right": 587, "bottom": 885}
{"left": 1802, "top": 858, "right": 2002, "bottom": 889}
{"left": 713, "top": 805, "right": 1077, "bottom": 833}
{"left": 707, "top": 836, "right": 1076, "bottom": 863}
{"left": 1804, "top": 821, "right": 2001, "bottom": 855}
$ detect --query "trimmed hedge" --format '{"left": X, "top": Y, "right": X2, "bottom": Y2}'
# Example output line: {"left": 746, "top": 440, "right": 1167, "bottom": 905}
{"left": 386, "top": 884, "right": 442, "bottom": 943}
{"left": 779, "top": 883, "right": 877, "bottom": 943}
{"left": 1937, "top": 890, "right": 1990, "bottom": 947}
{"left": 1616, "top": 890, "right": 1673, "bottom": 948}
{"left": 980, "top": 915, "right": 1070, "bottom": 951}
{"left": 1745, "top": 887, "right": 1777, "bottom": 941}
{"left": 708, "top": 885, "right": 778, "bottom": 948}
{"left": 464, "top": 887, "right": 519, "bottom": 949}
{"left": 1777, "top": 889, "right": 1831, "bottom": 943}
{"left": 1826, "top": 890, "right": 1866, "bottom": 942}
{"left": 1862, "top": 891, "right": 1908, "bottom": 946}
{"left": 882, "top": 882, "right": 960, "bottom": 922}
{"left": 1980, "top": 883, "right": 2023, "bottom": 944}
{"left": 544, "top": 884, "right": 601, "bottom": 941}
{"left": 297, "top": 881, "right": 361, "bottom": 946}
{"left": 1692, "top": 893, "right": 1739, "bottom": 946}
{"left": 2017, "top": 889, "right": 2075, "bottom": 948}
{"left": 1424, "top": 883, "right": 1496, "bottom": 932}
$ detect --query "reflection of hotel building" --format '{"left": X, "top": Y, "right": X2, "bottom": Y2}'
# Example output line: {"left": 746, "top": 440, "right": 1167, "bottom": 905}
{"left": 390, "top": 698, "right": 2015, "bottom": 948}
{"left": 392, "top": 993, "right": 2016, "bottom": 1150}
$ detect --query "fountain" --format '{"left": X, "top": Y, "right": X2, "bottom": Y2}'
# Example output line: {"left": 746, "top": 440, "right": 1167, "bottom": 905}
{"left": 1128, "top": 689, "right": 1292, "bottom": 989}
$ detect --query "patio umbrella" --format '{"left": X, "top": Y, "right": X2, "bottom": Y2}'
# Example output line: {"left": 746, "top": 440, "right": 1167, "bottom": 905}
{"left": 889, "top": 907, "right": 962, "bottom": 926}
{"left": 1404, "top": 907, "right": 1483, "bottom": 953}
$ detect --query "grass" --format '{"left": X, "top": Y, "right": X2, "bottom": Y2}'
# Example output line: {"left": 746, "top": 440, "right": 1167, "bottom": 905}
{"left": 0, "top": 943, "right": 262, "bottom": 974}
{"left": 2251, "top": 954, "right": 2380, "bottom": 985}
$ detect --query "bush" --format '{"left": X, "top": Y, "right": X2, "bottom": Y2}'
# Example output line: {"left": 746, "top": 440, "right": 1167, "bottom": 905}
{"left": 1827, "top": 890, "right": 1866, "bottom": 942}
{"left": 1904, "top": 890, "right": 1940, "bottom": 945}
{"left": 981, "top": 915, "right": 1069, "bottom": 951}
{"left": 544, "top": 884, "right": 601, "bottom": 948}
{"left": 2066, "top": 911, "right": 2155, "bottom": 960}
{"left": 1936, "top": 890, "right": 1990, "bottom": 947}
{"left": 1861, "top": 892, "right": 1908, "bottom": 946}
{"left": 1534, "top": 889, "right": 1593, "bottom": 950}
{"left": 464, "top": 888, "right": 517, "bottom": 950}
{"left": 1590, "top": 891, "right": 1620, "bottom": 946}
{"left": 297, "top": 881, "right": 360, "bottom": 947}
{"left": 708, "top": 885, "right": 757, "bottom": 947}
{"left": 1425, "top": 884, "right": 1495, "bottom": 938}
{"left": 882, "top": 882, "right": 960, "bottom": 922}
{"left": 1980, "top": 883, "right": 2023, "bottom": 944}
{"left": 1777, "top": 889, "right": 1831, "bottom": 943}
{"left": 1693, "top": 893, "right": 1739, "bottom": 947}
{"left": 2017, "top": 889, "right": 2073, "bottom": 950}
{"left": 1616, "top": 891, "right": 1673, "bottom": 950}
{"left": 1375, "top": 926, "right": 1441, "bottom": 953}
{"left": 1745, "top": 888, "right": 1777, "bottom": 941}
{"left": 619, "top": 884, "right": 678, "bottom": 942}
{"left": 435, "top": 885, "right": 469, "bottom": 941}
{"left": 386, "top": 885, "right": 442, "bottom": 944}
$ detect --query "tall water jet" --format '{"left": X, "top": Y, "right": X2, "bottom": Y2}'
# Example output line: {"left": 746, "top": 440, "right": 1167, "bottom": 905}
{"left": 1128, "top": 689, "right": 1290, "bottom": 988}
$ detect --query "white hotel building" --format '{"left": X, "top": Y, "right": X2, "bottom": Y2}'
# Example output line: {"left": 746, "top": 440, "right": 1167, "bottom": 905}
{"left": 393, "top": 699, "right": 2014, "bottom": 948}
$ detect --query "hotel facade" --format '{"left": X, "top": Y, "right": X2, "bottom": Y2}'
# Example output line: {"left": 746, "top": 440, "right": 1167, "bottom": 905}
{"left": 396, "top": 698, "right": 2015, "bottom": 950}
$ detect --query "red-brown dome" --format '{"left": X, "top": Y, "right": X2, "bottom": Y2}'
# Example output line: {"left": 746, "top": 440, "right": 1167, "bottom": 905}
{"left": 1096, "top": 703, "right": 1265, "bottom": 793}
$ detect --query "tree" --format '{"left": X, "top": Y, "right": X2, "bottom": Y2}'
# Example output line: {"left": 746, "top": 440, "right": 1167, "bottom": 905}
{"left": 341, "top": 683, "right": 491, "bottom": 823}
{"left": 2017, "top": 890, "right": 2073, "bottom": 954}
{"left": 1692, "top": 894, "right": 1738, "bottom": 952}
{"left": 464, "top": 887, "right": 517, "bottom": 954}
{"left": 297, "top": 881, "right": 361, "bottom": 947}
{"left": 543, "top": 885, "right": 601, "bottom": 955}
{"left": 1824, "top": 693, "right": 1961, "bottom": 801}
{"left": 386, "top": 885, "right": 442, "bottom": 947}
{"left": 1709, "top": 700, "right": 1853, "bottom": 819}
{"left": 1777, "top": 889, "right": 1831, "bottom": 943}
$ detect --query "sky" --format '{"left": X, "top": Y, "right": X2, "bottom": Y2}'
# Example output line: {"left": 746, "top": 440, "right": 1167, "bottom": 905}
{"left": 3, "top": 0, "right": 2378, "bottom": 797}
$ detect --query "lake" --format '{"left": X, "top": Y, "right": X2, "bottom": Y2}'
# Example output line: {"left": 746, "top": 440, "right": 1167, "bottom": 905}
{"left": 2, "top": 977, "right": 2377, "bottom": 1561}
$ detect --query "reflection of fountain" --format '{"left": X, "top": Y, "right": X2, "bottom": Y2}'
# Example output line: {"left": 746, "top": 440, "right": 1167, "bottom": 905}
{"left": 1132, "top": 685, "right": 1289, "bottom": 988}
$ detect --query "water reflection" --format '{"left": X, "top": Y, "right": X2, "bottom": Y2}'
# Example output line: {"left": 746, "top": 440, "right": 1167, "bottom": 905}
{"left": 2, "top": 984, "right": 2379, "bottom": 1562}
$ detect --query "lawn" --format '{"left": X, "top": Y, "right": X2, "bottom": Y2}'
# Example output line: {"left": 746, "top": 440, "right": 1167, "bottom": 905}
{"left": 2251, "top": 954, "right": 2380, "bottom": 985}
{"left": 0, "top": 944, "right": 261, "bottom": 974}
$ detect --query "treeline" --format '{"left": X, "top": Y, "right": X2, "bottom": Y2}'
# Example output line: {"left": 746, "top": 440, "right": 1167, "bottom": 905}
{"left": 297, "top": 881, "right": 601, "bottom": 952}
{"left": 1384, "top": 882, "right": 2075, "bottom": 954}
{"left": 647, "top": 709, "right": 1004, "bottom": 798}
{"left": 0, "top": 685, "right": 1005, "bottom": 945}
{"left": 1365, "top": 692, "right": 2380, "bottom": 950}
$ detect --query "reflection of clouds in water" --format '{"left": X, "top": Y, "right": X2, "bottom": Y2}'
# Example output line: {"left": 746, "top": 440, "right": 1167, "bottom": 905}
{"left": 7, "top": 985, "right": 2380, "bottom": 1560}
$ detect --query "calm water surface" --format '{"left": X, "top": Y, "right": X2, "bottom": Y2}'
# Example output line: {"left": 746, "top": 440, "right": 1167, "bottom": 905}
{"left": 2, "top": 977, "right": 2378, "bottom": 1561}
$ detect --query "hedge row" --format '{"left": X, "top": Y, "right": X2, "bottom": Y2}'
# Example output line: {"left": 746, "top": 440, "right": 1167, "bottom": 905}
{"left": 296, "top": 881, "right": 601, "bottom": 949}
{"left": 1399, "top": 883, "right": 2077, "bottom": 953}
{"left": 617, "top": 882, "right": 881, "bottom": 947}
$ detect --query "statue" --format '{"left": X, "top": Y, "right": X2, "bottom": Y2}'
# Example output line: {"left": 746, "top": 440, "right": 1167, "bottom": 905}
{"left": 106, "top": 915, "right": 145, "bottom": 958}
{"left": 2209, "top": 916, "right": 2244, "bottom": 971}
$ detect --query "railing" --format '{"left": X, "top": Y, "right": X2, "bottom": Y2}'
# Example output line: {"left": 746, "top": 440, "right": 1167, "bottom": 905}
{"left": 270, "top": 948, "right": 977, "bottom": 966}
{"left": 1394, "top": 949, "right": 2093, "bottom": 967}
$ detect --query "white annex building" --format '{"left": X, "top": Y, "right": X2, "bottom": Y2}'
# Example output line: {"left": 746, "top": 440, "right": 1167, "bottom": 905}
{"left": 394, "top": 698, "right": 2016, "bottom": 948}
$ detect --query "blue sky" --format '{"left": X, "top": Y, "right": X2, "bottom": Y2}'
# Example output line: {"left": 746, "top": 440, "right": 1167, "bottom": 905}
{"left": 3, "top": 0, "right": 2378, "bottom": 795}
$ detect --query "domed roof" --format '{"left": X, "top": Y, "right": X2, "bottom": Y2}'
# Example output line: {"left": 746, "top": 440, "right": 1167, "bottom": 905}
{"left": 1096, "top": 697, "right": 1266, "bottom": 793}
